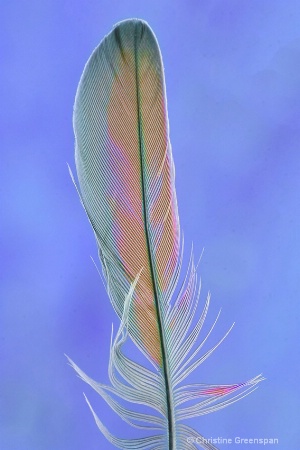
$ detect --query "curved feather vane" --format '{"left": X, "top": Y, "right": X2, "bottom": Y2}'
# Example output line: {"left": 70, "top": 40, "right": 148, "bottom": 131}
{"left": 71, "top": 18, "right": 264, "bottom": 450}
{"left": 74, "top": 18, "right": 179, "bottom": 366}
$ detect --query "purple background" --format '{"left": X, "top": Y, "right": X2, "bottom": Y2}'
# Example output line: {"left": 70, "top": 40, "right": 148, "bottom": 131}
{"left": 1, "top": 1, "right": 300, "bottom": 448}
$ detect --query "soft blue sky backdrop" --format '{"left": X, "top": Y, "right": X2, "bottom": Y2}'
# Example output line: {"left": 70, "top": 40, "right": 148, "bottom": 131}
{"left": 1, "top": 1, "right": 300, "bottom": 449}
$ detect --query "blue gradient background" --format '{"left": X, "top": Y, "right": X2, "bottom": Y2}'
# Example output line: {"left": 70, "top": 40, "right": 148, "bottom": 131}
{"left": 1, "top": 1, "right": 300, "bottom": 449}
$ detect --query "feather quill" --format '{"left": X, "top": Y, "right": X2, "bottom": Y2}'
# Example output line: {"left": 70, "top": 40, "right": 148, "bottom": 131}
{"left": 69, "top": 19, "right": 264, "bottom": 449}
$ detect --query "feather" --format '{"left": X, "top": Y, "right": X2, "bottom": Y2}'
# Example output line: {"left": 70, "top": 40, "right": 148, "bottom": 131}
{"left": 70, "top": 18, "right": 264, "bottom": 450}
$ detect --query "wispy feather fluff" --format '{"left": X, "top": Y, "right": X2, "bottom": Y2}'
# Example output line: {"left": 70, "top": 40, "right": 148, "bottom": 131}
{"left": 69, "top": 18, "right": 264, "bottom": 450}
